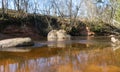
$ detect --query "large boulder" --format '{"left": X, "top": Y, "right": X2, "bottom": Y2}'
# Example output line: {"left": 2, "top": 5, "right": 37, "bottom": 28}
{"left": 56, "top": 29, "right": 71, "bottom": 41}
{"left": 47, "top": 30, "right": 58, "bottom": 41}
{"left": 47, "top": 29, "right": 71, "bottom": 41}
{"left": 0, "top": 37, "right": 34, "bottom": 48}
{"left": 47, "top": 29, "right": 71, "bottom": 48}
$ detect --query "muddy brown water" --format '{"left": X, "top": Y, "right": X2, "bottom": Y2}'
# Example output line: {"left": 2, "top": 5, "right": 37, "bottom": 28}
{"left": 0, "top": 36, "right": 120, "bottom": 72}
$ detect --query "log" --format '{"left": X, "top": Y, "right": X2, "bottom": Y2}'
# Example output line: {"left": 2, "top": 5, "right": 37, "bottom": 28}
{"left": 0, "top": 37, "right": 34, "bottom": 48}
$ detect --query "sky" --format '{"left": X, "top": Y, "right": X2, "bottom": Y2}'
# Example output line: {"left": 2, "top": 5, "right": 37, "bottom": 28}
{"left": 0, "top": 0, "right": 111, "bottom": 17}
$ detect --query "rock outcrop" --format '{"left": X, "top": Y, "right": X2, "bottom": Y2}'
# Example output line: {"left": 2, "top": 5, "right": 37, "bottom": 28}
{"left": 0, "top": 37, "right": 34, "bottom": 48}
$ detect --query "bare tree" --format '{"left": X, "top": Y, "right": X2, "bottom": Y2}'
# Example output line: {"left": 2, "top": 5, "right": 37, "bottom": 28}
{"left": 14, "top": 0, "right": 21, "bottom": 12}
{"left": 52, "top": 0, "right": 83, "bottom": 24}
{"left": 23, "top": 0, "right": 29, "bottom": 12}
{"left": 66, "top": 0, "right": 72, "bottom": 25}
{"left": 1, "top": 0, "right": 5, "bottom": 17}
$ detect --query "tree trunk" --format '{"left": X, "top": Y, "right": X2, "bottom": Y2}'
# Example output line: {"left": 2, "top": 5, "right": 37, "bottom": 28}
{"left": 2, "top": 0, "right": 5, "bottom": 18}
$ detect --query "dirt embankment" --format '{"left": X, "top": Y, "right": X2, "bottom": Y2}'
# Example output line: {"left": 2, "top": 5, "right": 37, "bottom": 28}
{"left": 0, "top": 14, "right": 120, "bottom": 40}
{"left": 0, "top": 25, "right": 41, "bottom": 40}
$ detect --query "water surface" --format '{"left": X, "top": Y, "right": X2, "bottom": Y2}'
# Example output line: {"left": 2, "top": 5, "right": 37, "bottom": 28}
{"left": 0, "top": 36, "right": 120, "bottom": 72}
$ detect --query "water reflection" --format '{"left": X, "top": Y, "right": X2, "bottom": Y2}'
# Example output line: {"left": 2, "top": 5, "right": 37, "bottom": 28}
{"left": 111, "top": 41, "right": 120, "bottom": 51}
{"left": 0, "top": 47, "right": 31, "bottom": 52}
{"left": 0, "top": 37, "right": 120, "bottom": 72}
{"left": 47, "top": 40, "right": 72, "bottom": 48}
{"left": 47, "top": 36, "right": 93, "bottom": 48}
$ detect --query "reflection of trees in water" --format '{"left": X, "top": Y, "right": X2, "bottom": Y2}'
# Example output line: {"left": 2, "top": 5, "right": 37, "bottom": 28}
{"left": 0, "top": 47, "right": 120, "bottom": 72}
{"left": 47, "top": 36, "right": 92, "bottom": 48}
{"left": 47, "top": 40, "right": 72, "bottom": 48}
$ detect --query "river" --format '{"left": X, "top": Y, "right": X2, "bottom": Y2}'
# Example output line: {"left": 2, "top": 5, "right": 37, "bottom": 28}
{"left": 0, "top": 36, "right": 120, "bottom": 72}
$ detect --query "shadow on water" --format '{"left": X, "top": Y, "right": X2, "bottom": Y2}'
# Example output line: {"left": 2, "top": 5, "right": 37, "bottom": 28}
{"left": 0, "top": 36, "right": 120, "bottom": 72}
